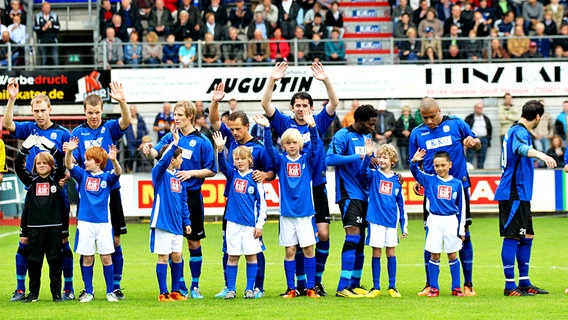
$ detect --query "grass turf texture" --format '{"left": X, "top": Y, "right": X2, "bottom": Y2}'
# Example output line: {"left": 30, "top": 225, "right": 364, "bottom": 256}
{"left": 0, "top": 216, "right": 566, "bottom": 319}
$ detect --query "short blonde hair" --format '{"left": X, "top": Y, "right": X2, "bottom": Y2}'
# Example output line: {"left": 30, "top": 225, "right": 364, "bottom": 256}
{"left": 281, "top": 128, "right": 303, "bottom": 151}
{"left": 376, "top": 144, "right": 398, "bottom": 165}
{"left": 232, "top": 146, "right": 253, "bottom": 167}
{"left": 31, "top": 94, "right": 51, "bottom": 109}
{"left": 174, "top": 100, "right": 197, "bottom": 123}
{"left": 33, "top": 152, "right": 55, "bottom": 175}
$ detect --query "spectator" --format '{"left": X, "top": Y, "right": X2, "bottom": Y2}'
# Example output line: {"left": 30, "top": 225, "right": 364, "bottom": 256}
{"left": 373, "top": 100, "right": 396, "bottom": 145}
{"left": 204, "top": 12, "right": 228, "bottom": 41}
{"left": 290, "top": 26, "right": 309, "bottom": 63}
{"left": 498, "top": 92, "right": 519, "bottom": 143}
{"left": 460, "top": 0, "right": 475, "bottom": 36}
{"left": 492, "top": 0, "right": 515, "bottom": 20}
{"left": 476, "top": 0, "right": 495, "bottom": 26}
{"left": 124, "top": 30, "right": 142, "bottom": 66}
{"left": 125, "top": 105, "right": 149, "bottom": 173}
{"left": 173, "top": 10, "right": 198, "bottom": 41}
{"left": 325, "top": 1, "right": 345, "bottom": 38}
{"left": 443, "top": 4, "right": 465, "bottom": 36}
{"left": 98, "top": 27, "right": 124, "bottom": 68}
{"left": 304, "top": 2, "right": 324, "bottom": 25}
{"left": 278, "top": 0, "right": 301, "bottom": 39}
{"left": 394, "top": 12, "right": 416, "bottom": 40}
{"left": 554, "top": 101, "right": 568, "bottom": 140}
{"left": 203, "top": 0, "right": 228, "bottom": 27}
{"left": 494, "top": 10, "right": 515, "bottom": 37}
{"left": 162, "top": 33, "right": 180, "bottom": 66}
{"left": 222, "top": 27, "right": 245, "bottom": 64}
{"left": 0, "top": 30, "right": 18, "bottom": 66}
{"left": 33, "top": 1, "right": 60, "bottom": 66}
{"left": 393, "top": 0, "right": 415, "bottom": 23}
{"left": 304, "top": 12, "right": 327, "bottom": 39}
{"left": 441, "top": 24, "right": 463, "bottom": 56}
{"left": 464, "top": 102, "right": 492, "bottom": 169}
{"left": 6, "top": 0, "right": 26, "bottom": 26}
{"left": 483, "top": 38, "right": 510, "bottom": 59}
{"left": 436, "top": 0, "right": 452, "bottom": 22}
{"left": 532, "top": 102, "right": 553, "bottom": 153}
{"left": 546, "top": 135, "right": 565, "bottom": 168}
{"left": 247, "top": 29, "right": 270, "bottom": 63}
{"left": 422, "top": 46, "right": 438, "bottom": 63}
{"left": 417, "top": 8, "right": 443, "bottom": 38}
{"left": 118, "top": 0, "right": 143, "bottom": 36}
{"left": 105, "top": 14, "right": 129, "bottom": 42}
{"left": 472, "top": 10, "right": 491, "bottom": 37}
{"left": 308, "top": 33, "right": 325, "bottom": 62}
{"left": 142, "top": 31, "right": 163, "bottom": 66}
{"left": 522, "top": 0, "right": 544, "bottom": 33}
{"left": 521, "top": 41, "right": 543, "bottom": 58}
{"left": 179, "top": 36, "right": 196, "bottom": 67}
{"left": 420, "top": 26, "right": 442, "bottom": 60}
{"left": 515, "top": 15, "right": 529, "bottom": 37}
{"left": 135, "top": 0, "right": 153, "bottom": 19}
{"left": 542, "top": 12, "right": 558, "bottom": 36}
{"left": 247, "top": 11, "right": 273, "bottom": 40}
{"left": 229, "top": 0, "right": 253, "bottom": 33}
{"left": 148, "top": 0, "right": 174, "bottom": 38}
{"left": 324, "top": 29, "right": 345, "bottom": 63}
{"left": 554, "top": 23, "right": 568, "bottom": 52}
{"left": 412, "top": 0, "right": 429, "bottom": 28}
{"left": 202, "top": 32, "right": 222, "bottom": 65}
{"left": 507, "top": 24, "right": 529, "bottom": 58}
{"left": 177, "top": 0, "right": 202, "bottom": 28}
{"left": 444, "top": 44, "right": 465, "bottom": 60}
{"left": 553, "top": 45, "right": 565, "bottom": 58}
{"left": 341, "top": 99, "right": 358, "bottom": 127}
{"left": 153, "top": 102, "right": 174, "bottom": 140}
{"left": 268, "top": 27, "right": 290, "bottom": 62}
{"left": 195, "top": 113, "right": 214, "bottom": 146}
{"left": 99, "top": 0, "right": 116, "bottom": 35}
{"left": 399, "top": 27, "right": 422, "bottom": 61}
{"left": 545, "top": 0, "right": 564, "bottom": 28}
{"left": 394, "top": 105, "right": 417, "bottom": 169}
{"left": 255, "top": 0, "right": 279, "bottom": 30}
{"left": 227, "top": 98, "right": 239, "bottom": 114}
{"left": 463, "top": 29, "right": 483, "bottom": 60}
{"left": 7, "top": 13, "right": 25, "bottom": 45}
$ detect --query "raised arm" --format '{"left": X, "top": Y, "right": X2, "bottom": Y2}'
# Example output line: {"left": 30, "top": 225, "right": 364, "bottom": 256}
{"left": 209, "top": 83, "right": 226, "bottom": 131}
{"left": 109, "top": 81, "right": 132, "bottom": 130}
{"left": 108, "top": 144, "right": 122, "bottom": 176}
{"left": 15, "top": 135, "right": 38, "bottom": 187}
{"left": 254, "top": 115, "right": 280, "bottom": 169}
{"left": 260, "top": 62, "right": 288, "bottom": 118}
{"left": 64, "top": 137, "right": 79, "bottom": 170}
{"left": 2, "top": 79, "right": 19, "bottom": 132}
{"left": 311, "top": 62, "right": 339, "bottom": 116}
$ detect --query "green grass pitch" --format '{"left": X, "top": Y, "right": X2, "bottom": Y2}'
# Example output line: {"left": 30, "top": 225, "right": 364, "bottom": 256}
{"left": 0, "top": 216, "right": 566, "bottom": 319}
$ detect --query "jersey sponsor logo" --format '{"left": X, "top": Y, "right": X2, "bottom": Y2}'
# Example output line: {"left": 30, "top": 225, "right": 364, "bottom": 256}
{"left": 170, "top": 178, "right": 181, "bottom": 193}
{"left": 437, "top": 185, "right": 451, "bottom": 200}
{"left": 84, "top": 137, "right": 103, "bottom": 149}
{"left": 234, "top": 178, "right": 248, "bottom": 194}
{"left": 86, "top": 177, "right": 101, "bottom": 192}
{"left": 287, "top": 163, "right": 301, "bottom": 177}
{"left": 182, "top": 148, "right": 193, "bottom": 160}
{"left": 36, "top": 182, "right": 50, "bottom": 196}
{"left": 355, "top": 146, "right": 366, "bottom": 154}
{"left": 425, "top": 136, "right": 452, "bottom": 150}
{"left": 379, "top": 180, "right": 393, "bottom": 196}
{"left": 302, "top": 132, "right": 310, "bottom": 143}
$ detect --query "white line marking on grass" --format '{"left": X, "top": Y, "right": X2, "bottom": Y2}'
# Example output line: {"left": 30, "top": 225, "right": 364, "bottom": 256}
{"left": 0, "top": 231, "right": 19, "bottom": 238}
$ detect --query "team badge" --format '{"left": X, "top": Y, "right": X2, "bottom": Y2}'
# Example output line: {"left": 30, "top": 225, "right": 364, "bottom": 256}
{"left": 287, "top": 163, "right": 301, "bottom": 177}
{"left": 101, "top": 181, "right": 107, "bottom": 188}
{"left": 248, "top": 186, "right": 255, "bottom": 194}
{"left": 101, "top": 127, "right": 106, "bottom": 134}
{"left": 51, "top": 185, "right": 57, "bottom": 193}
{"left": 379, "top": 180, "right": 393, "bottom": 196}
{"left": 86, "top": 177, "right": 101, "bottom": 192}
{"left": 189, "top": 140, "right": 196, "bottom": 147}
{"left": 170, "top": 178, "right": 181, "bottom": 193}
{"left": 36, "top": 183, "right": 50, "bottom": 196}
{"left": 437, "top": 185, "right": 451, "bottom": 200}
{"left": 50, "top": 132, "right": 57, "bottom": 140}
{"left": 443, "top": 125, "right": 450, "bottom": 132}
{"left": 234, "top": 178, "right": 247, "bottom": 194}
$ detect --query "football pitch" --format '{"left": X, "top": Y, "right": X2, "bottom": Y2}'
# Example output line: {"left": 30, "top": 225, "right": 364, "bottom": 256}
{"left": 0, "top": 215, "right": 566, "bottom": 319}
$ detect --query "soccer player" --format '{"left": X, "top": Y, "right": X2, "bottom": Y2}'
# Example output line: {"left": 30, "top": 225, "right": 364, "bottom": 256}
{"left": 410, "top": 149, "right": 466, "bottom": 297}
{"left": 65, "top": 138, "right": 122, "bottom": 302}
{"left": 408, "top": 97, "right": 481, "bottom": 296}
{"left": 15, "top": 135, "right": 68, "bottom": 303}
{"left": 261, "top": 61, "right": 339, "bottom": 296}
{"left": 326, "top": 104, "right": 377, "bottom": 298}
{"left": 149, "top": 128, "right": 192, "bottom": 302}
{"left": 71, "top": 82, "right": 131, "bottom": 299}
{"left": 145, "top": 100, "right": 216, "bottom": 299}
{"left": 209, "top": 83, "right": 274, "bottom": 299}
{"left": 357, "top": 143, "right": 407, "bottom": 298}
{"left": 495, "top": 100, "right": 555, "bottom": 296}
{"left": 255, "top": 114, "right": 320, "bottom": 298}
{"left": 213, "top": 132, "right": 267, "bottom": 299}
{"left": 3, "top": 79, "right": 74, "bottom": 302}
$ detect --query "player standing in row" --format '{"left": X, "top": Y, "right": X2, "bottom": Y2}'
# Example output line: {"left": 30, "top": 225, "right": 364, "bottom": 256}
{"left": 326, "top": 104, "right": 377, "bottom": 298}
{"left": 145, "top": 100, "right": 216, "bottom": 299}
{"left": 495, "top": 100, "right": 555, "bottom": 296}
{"left": 260, "top": 61, "right": 339, "bottom": 296}
{"left": 209, "top": 83, "right": 275, "bottom": 299}
{"left": 408, "top": 97, "right": 481, "bottom": 297}
{"left": 71, "top": 82, "right": 131, "bottom": 300}
{"left": 3, "top": 79, "right": 75, "bottom": 302}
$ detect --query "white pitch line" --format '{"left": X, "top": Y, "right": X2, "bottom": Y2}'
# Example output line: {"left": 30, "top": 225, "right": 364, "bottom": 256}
{"left": 0, "top": 231, "right": 19, "bottom": 238}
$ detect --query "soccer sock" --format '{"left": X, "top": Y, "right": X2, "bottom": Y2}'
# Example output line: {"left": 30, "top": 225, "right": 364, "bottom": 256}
{"left": 304, "top": 256, "right": 316, "bottom": 289}
{"left": 177, "top": 256, "right": 188, "bottom": 292}
{"left": 427, "top": 259, "right": 440, "bottom": 290}
{"left": 156, "top": 263, "right": 168, "bottom": 294}
{"left": 246, "top": 263, "right": 258, "bottom": 292}
{"left": 501, "top": 238, "right": 519, "bottom": 291}
{"left": 15, "top": 242, "right": 28, "bottom": 292}
{"left": 62, "top": 242, "right": 74, "bottom": 292}
{"left": 423, "top": 249, "right": 431, "bottom": 285}
{"left": 81, "top": 263, "right": 94, "bottom": 294}
{"left": 226, "top": 265, "right": 237, "bottom": 292}
{"left": 315, "top": 240, "right": 330, "bottom": 284}
{"left": 372, "top": 257, "right": 381, "bottom": 290}
{"left": 295, "top": 249, "right": 306, "bottom": 290}
{"left": 350, "top": 241, "right": 365, "bottom": 288}
{"left": 284, "top": 260, "right": 296, "bottom": 290}
{"left": 460, "top": 232, "right": 474, "bottom": 285}
{"left": 222, "top": 253, "right": 228, "bottom": 287}
{"left": 449, "top": 259, "right": 461, "bottom": 290}
{"left": 189, "top": 247, "right": 203, "bottom": 288}
{"left": 337, "top": 234, "right": 359, "bottom": 291}
{"left": 171, "top": 261, "right": 183, "bottom": 292}
{"left": 387, "top": 256, "right": 397, "bottom": 289}
{"left": 255, "top": 251, "right": 265, "bottom": 291}
{"left": 103, "top": 264, "right": 114, "bottom": 294}
{"left": 517, "top": 238, "right": 533, "bottom": 287}
{"left": 111, "top": 245, "right": 124, "bottom": 290}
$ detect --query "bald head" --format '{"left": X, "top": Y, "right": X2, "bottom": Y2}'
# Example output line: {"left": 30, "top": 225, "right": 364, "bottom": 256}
{"left": 419, "top": 97, "right": 442, "bottom": 129}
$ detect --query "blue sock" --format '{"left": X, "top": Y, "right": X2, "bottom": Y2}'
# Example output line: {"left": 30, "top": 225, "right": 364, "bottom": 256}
{"left": 81, "top": 263, "right": 94, "bottom": 294}
{"left": 315, "top": 240, "right": 330, "bottom": 284}
{"left": 423, "top": 250, "right": 431, "bottom": 285}
{"left": 501, "top": 238, "right": 519, "bottom": 291}
{"left": 222, "top": 253, "right": 228, "bottom": 287}
{"left": 449, "top": 259, "right": 461, "bottom": 290}
{"left": 460, "top": 232, "right": 473, "bottom": 285}
{"left": 517, "top": 238, "right": 533, "bottom": 287}
{"left": 61, "top": 242, "right": 74, "bottom": 292}
{"left": 177, "top": 256, "right": 188, "bottom": 292}
{"left": 350, "top": 244, "right": 365, "bottom": 288}
{"left": 103, "top": 264, "right": 114, "bottom": 294}
{"left": 304, "top": 256, "right": 316, "bottom": 289}
{"left": 295, "top": 249, "right": 306, "bottom": 290}
{"left": 156, "top": 263, "right": 168, "bottom": 294}
{"left": 246, "top": 263, "right": 258, "bottom": 291}
{"left": 189, "top": 247, "right": 202, "bottom": 289}
{"left": 337, "top": 234, "right": 359, "bottom": 291}
{"left": 111, "top": 246, "right": 124, "bottom": 290}
{"left": 15, "top": 242, "right": 28, "bottom": 292}
{"left": 387, "top": 256, "right": 396, "bottom": 289}
{"left": 284, "top": 260, "right": 296, "bottom": 289}
{"left": 372, "top": 257, "right": 381, "bottom": 289}
{"left": 255, "top": 251, "right": 265, "bottom": 291}
{"left": 171, "top": 261, "right": 183, "bottom": 292}
{"left": 226, "top": 265, "right": 237, "bottom": 292}
{"left": 427, "top": 259, "right": 440, "bottom": 290}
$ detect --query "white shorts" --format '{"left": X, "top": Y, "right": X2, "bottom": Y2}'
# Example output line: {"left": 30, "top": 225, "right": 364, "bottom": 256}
{"left": 366, "top": 223, "right": 399, "bottom": 248}
{"left": 226, "top": 221, "right": 262, "bottom": 256}
{"left": 279, "top": 215, "right": 316, "bottom": 248}
{"left": 150, "top": 228, "right": 184, "bottom": 255}
{"left": 75, "top": 221, "right": 115, "bottom": 255}
{"left": 424, "top": 214, "right": 463, "bottom": 254}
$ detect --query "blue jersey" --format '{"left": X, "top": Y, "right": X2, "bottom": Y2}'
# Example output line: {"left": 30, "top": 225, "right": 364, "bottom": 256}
{"left": 265, "top": 125, "right": 318, "bottom": 218}
{"left": 326, "top": 126, "right": 370, "bottom": 202}
{"left": 72, "top": 120, "right": 126, "bottom": 189}
{"left": 494, "top": 123, "right": 535, "bottom": 201}
{"left": 219, "top": 152, "right": 267, "bottom": 228}
{"left": 154, "top": 129, "right": 216, "bottom": 191}
{"left": 70, "top": 165, "right": 119, "bottom": 223}
{"left": 269, "top": 106, "right": 335, "bottom": 186}
{"left": 12, "top": 121, "right": 71, "bottom": 171}
{"left": 408, "top": 116, "right": 477, "bottom": 189}
{"left": 358, "top": 157, "right": 407, "bottom": 233}
{"left": 149, "top": 145, "right": 191, "bottom": 235}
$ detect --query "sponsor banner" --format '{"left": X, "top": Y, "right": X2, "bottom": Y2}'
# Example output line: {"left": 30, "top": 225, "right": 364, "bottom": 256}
{"left": 0, "top": 175, "right": 22, "bottom": 205}
{"left": 0, "top": 70, "right": 111, "bottom": 105}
